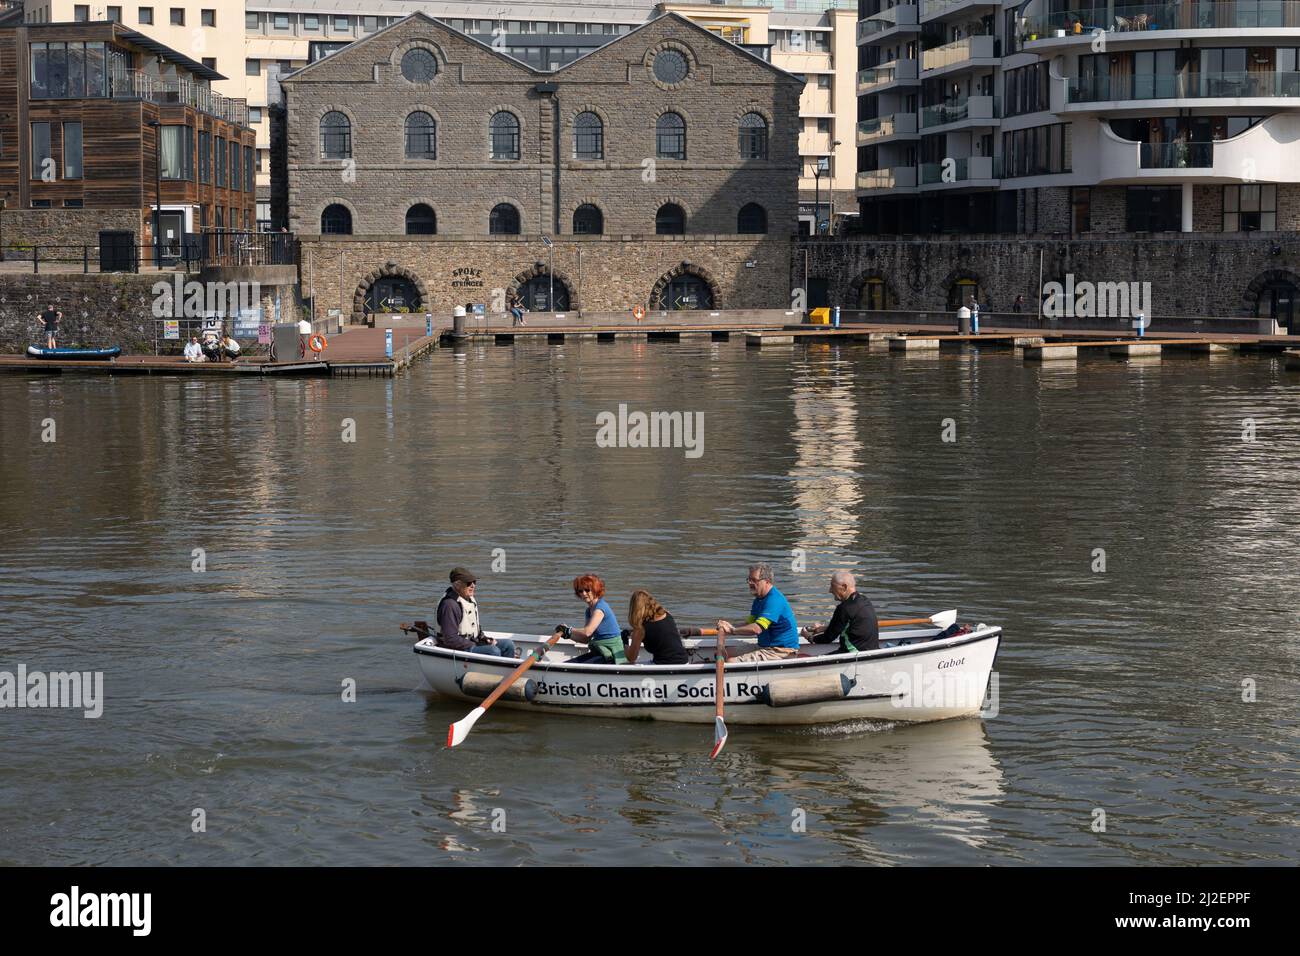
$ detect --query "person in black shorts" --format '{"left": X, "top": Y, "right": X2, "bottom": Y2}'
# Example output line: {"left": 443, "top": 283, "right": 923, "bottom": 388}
{"left": 625, "top": 589, "right": 689, "bottom": 665}
{"left": 40, "top": 303, "right": 61, "bottom": 349}
{"left": 801, "top": 572, "right": 879, "bottom": 653}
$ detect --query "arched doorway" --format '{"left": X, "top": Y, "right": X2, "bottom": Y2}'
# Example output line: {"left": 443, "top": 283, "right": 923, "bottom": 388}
{"left": 945, "top": 275, "right": 981, "bottom": 310}
{"left": 367, "top": 275, "right": 422, "bottom": 314}
{"left": 1260, "top": 280, "right": 1297, "bottom": 332}
{"left": 656, "top": 272, "right": 714, "bottom": 310}
{"left": 519, "top": 273, "right": 570, "bottom": 312}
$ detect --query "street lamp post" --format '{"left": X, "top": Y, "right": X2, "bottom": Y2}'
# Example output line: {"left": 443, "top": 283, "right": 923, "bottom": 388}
{"left": 147, "top": 120, "right": 161, "bottom": 269}
{"left": 542, "top": 235, "right": 553, "bottom": 313}
{"left": 812, "top": 140, "right": 842, "bottom": 236}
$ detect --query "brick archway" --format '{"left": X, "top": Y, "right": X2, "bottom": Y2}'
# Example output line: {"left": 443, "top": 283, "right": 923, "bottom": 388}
{"left": 940, "top": 268, "right": 982, "bottom": 310}
{"left": 1243, "top": 268, "right": 1300, "bottom": 312}
{"left": 352, "top": 262, "right": 429, "bottom": 321}
{"left": 847, "top": 271, "right": 897, "bottom": 310}
{"left": 650, "top": 264, "right": 721, "bottom": 310}
{"left": 510, "top": 263, "right": 577, "bottom": 300}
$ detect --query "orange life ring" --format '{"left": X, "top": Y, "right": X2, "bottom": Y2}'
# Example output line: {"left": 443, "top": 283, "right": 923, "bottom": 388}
{"left": 309, "top": 334, "right": 328, "bottom": 353}
{"left": 632, "top": 305, "right": 646, "bottom": 321}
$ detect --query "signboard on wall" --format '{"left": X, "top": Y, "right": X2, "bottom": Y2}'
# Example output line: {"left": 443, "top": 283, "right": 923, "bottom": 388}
{"left": 163, "top": 320, "right": 180, "bottom": 340}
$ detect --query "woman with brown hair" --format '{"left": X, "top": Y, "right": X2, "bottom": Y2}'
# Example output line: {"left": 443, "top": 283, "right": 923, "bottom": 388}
{"left": 626, "top": 590, "right": 689, "bottom": 665}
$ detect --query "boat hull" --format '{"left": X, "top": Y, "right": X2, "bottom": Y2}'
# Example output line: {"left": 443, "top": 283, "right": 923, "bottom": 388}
{"left": 414, "top": 626, "right": 1001, "bottom": 726}
{"left": 27, "top": 345, "right": 121, "bottom": 360}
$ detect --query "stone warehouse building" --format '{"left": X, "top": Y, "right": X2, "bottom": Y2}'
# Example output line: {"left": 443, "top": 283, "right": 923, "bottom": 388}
{"left": 281, "top": 11, "right": 802, "bottom": 318}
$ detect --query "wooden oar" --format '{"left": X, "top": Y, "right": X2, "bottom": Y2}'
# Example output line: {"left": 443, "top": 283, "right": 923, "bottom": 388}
{"left": 447, "top": 627, "right": 565, "bottom": 748}
{"left": 682, "top": 610, "right": 958, "bottom": 640}
{"left": 709, "top": 635, "right": 728, "bottom": 760}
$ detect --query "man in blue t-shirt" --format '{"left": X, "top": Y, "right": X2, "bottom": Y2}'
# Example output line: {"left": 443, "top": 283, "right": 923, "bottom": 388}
{"left": 716, "top": 563, "right": 800, "bottom": 662}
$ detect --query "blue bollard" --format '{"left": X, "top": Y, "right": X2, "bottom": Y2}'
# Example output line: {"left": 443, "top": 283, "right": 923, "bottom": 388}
{"left": 425, "top": 313, "right": 433, "bottom": 337}
{"left": 385, "top": 328, "right": 393, "bottom": 359}
{"left": 832, "top": 305, "right": 841, "bottom": 329}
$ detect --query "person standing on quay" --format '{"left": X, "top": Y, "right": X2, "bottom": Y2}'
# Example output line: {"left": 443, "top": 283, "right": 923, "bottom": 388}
{"left": 716, "top": 563, "right": 800, "bottom": 662}
{"left": 1012, "top": 294, "right": 1024, "bottom": 314}
{"left": 39, "top": 302, "right": 62, "bottom": 349}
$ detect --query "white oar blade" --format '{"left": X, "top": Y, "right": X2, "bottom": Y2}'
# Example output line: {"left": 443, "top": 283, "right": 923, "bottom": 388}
{"left": 710, "top": 716, "right": 728, "bottom": 760}
{"left": 447, "top": 707, "right": 485, "bottom": 748}
{"left": 929, "top": 609, "right": 958, "bottom": 630}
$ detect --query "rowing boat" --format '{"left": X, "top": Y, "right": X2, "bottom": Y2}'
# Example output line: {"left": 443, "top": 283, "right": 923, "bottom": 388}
{"left": 413, "top": 620, "right": 1001, "bottom": 726}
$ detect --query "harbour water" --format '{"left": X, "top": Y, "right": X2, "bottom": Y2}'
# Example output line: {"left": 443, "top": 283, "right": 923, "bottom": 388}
{"left": 1, "top": 341, "right": 1297, "bottom": 865}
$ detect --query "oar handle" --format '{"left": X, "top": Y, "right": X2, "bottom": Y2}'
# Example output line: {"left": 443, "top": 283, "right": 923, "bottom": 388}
{"left": 879, "top": 617, "right": 931, "bottom": 627}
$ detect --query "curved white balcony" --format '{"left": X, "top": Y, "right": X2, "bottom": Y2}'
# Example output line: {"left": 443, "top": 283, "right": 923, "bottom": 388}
{"left": 1062, "top": 69, "right": 1300, "bottom": 113}
{"left": 1081, "top": 112, "right": 1300, "bottom": 183}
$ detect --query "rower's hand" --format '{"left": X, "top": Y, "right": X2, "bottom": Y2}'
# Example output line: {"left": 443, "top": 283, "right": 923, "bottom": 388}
{"left": 716, "top": 620, "right": 733, "bottom": 636}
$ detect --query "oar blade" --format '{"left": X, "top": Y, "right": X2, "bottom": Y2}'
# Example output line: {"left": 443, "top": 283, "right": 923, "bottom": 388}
{"left": 929, "top": 609, "right": 958, "bottom": 630}
{"left": 710, "top": 716, "right": 728, "bottom": 760}
{"left": 447, "top": 707, "right": 485, "bottom": 748}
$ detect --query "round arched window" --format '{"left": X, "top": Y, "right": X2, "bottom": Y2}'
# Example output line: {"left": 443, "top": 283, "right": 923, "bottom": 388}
{"left": 401, "top": 48, "right": 438, "bottom": 83}
{"left": 653, "top": 49, "right": 688, "bottom": 85}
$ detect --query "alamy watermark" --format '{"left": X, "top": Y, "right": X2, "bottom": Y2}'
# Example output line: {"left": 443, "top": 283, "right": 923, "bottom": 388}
{"left": 1, "top": 665, "right": 103, "bottom": 718}
{"left": 595, "top": 403, "right": 704, "bottom": 459}
{"left": 151, "top": 276, "right": 261, "bottom": 318}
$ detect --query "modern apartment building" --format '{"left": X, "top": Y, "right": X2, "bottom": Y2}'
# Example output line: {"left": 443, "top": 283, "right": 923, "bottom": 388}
{"left": 856, "top": 0, "right": 1300, "bottom": 236}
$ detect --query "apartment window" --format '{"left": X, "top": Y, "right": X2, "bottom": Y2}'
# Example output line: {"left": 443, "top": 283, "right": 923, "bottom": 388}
{"left": 737, "top": 203, "right": 767, "bottom": 235}
{"left": 230, "top": 140, "right": 241, "bottom": 191}
{"left": 656, "top": 203, "right": 685, "bottom": 235}
{"left": 406, "top": 204, "right": 436, "bottom": 235}
{"left": 138, "top": 6, "right": 152, "bottom": 24}
{"left": 198, "top": 130, "right": 211, "bottom": 183}
{"left": 817, "top": 118, "right": 831, "bottom": 133}
{"left": 244, "top": 146, "right": 254, "bottom": 191}
{"left": 304, "top": 15, "right": 320, "bottom": 31}
{"left": 362, "top": 16, "right": 378, "bottom": 32}
{"left": 489, "top": 203, "right": 520, "bottom": 235}
{"left": 1001, "top": 123, "right": 1069, "bottom": 178}
{"left": 249, "top": 107, "right": 262, "bottom": 123}
{"left": 202, "top": 57, "right": 216, "bottom": 70}
{"left": 817, "top": 74, "right": 831, "bottom": 90}
{"left": 333, "top": 16, "right": 350, "bottom": 32}
{"left": 30, "top": 122, "right": 52, "bottom": 179}
{"left": 274, "top": 13, "right": 290, "bottom": 31}
{"left": 64, "top": 198, "right": 83, "bottom": 208}
{"left": 573, "top": 203, "right": 603, "bottom": 235}
{"left": 1224, "top": 184, "right": 1277, "bottom": 232}
{"left": 31, "top": 200, "right": 52, "bottom": 208}
{"left": 1071, "top": 187, "right": 1091, "bottom": 233}
{"left": 808, "top": 32, "right": 830, "bottom": 53}
{"left": 107, "top": 6, "right": 121, "bottom": 21}
{"left": 573, "top": 111, "right": 603, "bottom": 160}
{"left": 320, "top": 112, "right": 351, "bottom": 160}
{"left": 246, "top": 58, "right": 260, "bottom": 76}
{"left": 278, "top": 60, "right": 293, "bottom": 74}
{"left": 1126, "top": 187, "right": 1181, "bottom": 232}
{"left": 656, "top": 112, "right": 686, "bottom": 160}
{"left": 160, "top": 125, "right": 194, "bottom": 180}
{"left": 74, "top": 5, "right": 88, "bottom": 21}
{"left": 170, "top": 9, "right": 184, "bottom": 26}
{"left": 1005, "top": 63, "right": 1049, "bottom": 117}
{"left": 62, "top": 121, "right": 82, "bottom": 179}
{"left": 201, "top": 9, "right": 215, "bottom": 27}
{"left": 245, "top": 12, "right": 258, "bottom": 30}
{"left": 215, "top": 135, "right": 226, "bottom": 186}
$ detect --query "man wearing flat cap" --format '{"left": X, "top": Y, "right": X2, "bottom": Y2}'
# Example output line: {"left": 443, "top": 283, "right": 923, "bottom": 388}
{"left": 436, "top": 567, "right": 518, "bottom": 659}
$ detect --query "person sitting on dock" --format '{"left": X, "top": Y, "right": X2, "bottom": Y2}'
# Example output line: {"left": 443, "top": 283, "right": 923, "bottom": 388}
{"left": 221, "top": 333, "right": 242, "bottom": 363}
{"left": 716, "top": 563, "right": 800, "bottom": 662}
{"left": 565, "top": 574, "right": 626, "bottom": 664}
{"left": 183, "top": 336, "right": 205, "bottom": 363}
{"left": 39, "top": 303, "right": 61, "bottom": 349}
{"left": 436, "top": 567, "right": 518, "bottom": 659}
{"left": 625, "top": 589, "right": 688, "bottom": 665}
{"left": 509, "top": 292, "right": 526, "bottom": 327}
{"left": 201, "top": 330, "right": 222, "bottom": 363}
{"left": 800, "top": 572, "right": 879, "bottom": 654}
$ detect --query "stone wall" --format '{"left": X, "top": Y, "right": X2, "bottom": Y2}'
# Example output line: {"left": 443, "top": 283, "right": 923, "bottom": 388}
{"left": 1, "top": 208, "right": 143, "bottom": 257}
{"left": 299, "top": 235, "right": 791, "bottom": 320}
{"left": 801, "top": 235, "right": 1300, "bottom": 320}
{"left": 0, "top": 273, "right": 161, "bottom": 353}
{"left": 283, "top": 13, "right": 801, "bottom": 238}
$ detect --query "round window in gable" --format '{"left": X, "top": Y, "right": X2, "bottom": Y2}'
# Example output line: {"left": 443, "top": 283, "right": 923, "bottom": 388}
{"left": 401, "top": 48, "right": 438, "bottom": 83}
{"left": 653, "top": 49, "right": 688, "bottom": 85}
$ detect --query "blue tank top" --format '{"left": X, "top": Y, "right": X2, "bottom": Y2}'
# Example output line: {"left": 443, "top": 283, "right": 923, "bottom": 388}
{"left": 586, "top": 598, "right": 621, "bottom": 639}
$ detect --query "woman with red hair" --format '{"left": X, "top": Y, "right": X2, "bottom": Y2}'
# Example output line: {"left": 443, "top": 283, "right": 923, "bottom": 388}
{"left": 564, "top": 574, "right": 625, "bottom": 664}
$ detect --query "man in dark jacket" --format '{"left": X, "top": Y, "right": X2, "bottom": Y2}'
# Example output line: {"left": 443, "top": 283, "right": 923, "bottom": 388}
{"left": 802, "top": 572, "right": 879, "bottom": 653}
{"left": 435, "top": 567, "right": 518, "bottom": 658}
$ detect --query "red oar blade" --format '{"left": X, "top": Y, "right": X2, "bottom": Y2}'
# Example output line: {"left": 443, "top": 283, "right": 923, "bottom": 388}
{"left": 710, "top": 715, "right": 728, "bottom": 760}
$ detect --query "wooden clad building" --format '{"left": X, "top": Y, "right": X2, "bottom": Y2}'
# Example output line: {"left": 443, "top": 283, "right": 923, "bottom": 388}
{"left": 0, "top": 19, "right": 256, "bottom": 261}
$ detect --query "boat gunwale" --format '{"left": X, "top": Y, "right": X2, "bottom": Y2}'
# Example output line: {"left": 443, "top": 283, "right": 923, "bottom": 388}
{"left": 412, "top": 626, "right": 1002, "bottom": 677}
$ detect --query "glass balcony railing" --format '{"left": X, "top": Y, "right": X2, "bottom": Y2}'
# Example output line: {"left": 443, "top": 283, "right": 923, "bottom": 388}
{"left": 1140, "top": 141, "right": 1214, "bottom": 168}
{"left": 857, "top": 4, "right": 919, "bottom": 41}
{"left": 1020, "top": 2, "right": 1300, "bottom": 42}
{"left": 922, "top": 0, "right": 996, "bottom": 19}
{"left": 921, "top": 34, "right": 999, "bottom": 71}
{"left": 920, "top": 95, "right": 1001, "bottom": 127}
{"left": 1068, "top": 70, "right": 1300, "bottom": 102}
{"left": 105, "top": 69, "right": 249, "bottom": 126}
{"left": 857, "top": 113, "right": 919, "bottom": 140}
{"left": 857, "top": 167, "right": 917, "bottom": 190}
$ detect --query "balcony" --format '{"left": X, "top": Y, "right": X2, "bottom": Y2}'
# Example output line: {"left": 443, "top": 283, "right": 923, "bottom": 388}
{"left": 114, "top": 69, "right": 249, "bottom": 126}
{"left": 857, "top": 166, "right": 919, "bottom": 193}
{"left": 1066, "top": 70, "right": 1300, "bottom": 105}
{"left": 857, "top": 59, "right": 920, "bottom": 94}
{"left": 1085, "top": 113, "right": 1300, "bottom": 182}
{"left": 919, "top": 155, "right": 1001, "bottom": 185}
{"left": 1020, "top": 2, "right": 1300, "bottom": 44}
{"left": 921, "top": 34, "right": 1000, "bottom": 74}
{"left": 920, "top": 94, "right": 1000, "bottom": 129}
{"left": 857, "top": 112, "right": 920, "bottom": 144}
{"left": 921, "top": 0, "right": 1000, "bottom": 23}
{"left": 857, "top": 4, "right": 919, "bottom": 44}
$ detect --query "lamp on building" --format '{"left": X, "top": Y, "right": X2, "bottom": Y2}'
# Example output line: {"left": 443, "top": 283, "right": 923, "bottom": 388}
{"left": 812, "top": 141, "right": 841, "bottom": 236}
{"left": 541, "top": 236, "right": 554, "bottom": 313}
{"left": 147, "top": 119, "right": 162, "bottom": 269}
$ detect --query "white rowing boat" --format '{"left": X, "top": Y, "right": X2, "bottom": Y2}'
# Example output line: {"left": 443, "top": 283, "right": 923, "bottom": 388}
{"left": 413, "top": 619, "right": 1001, "bottom": 727}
